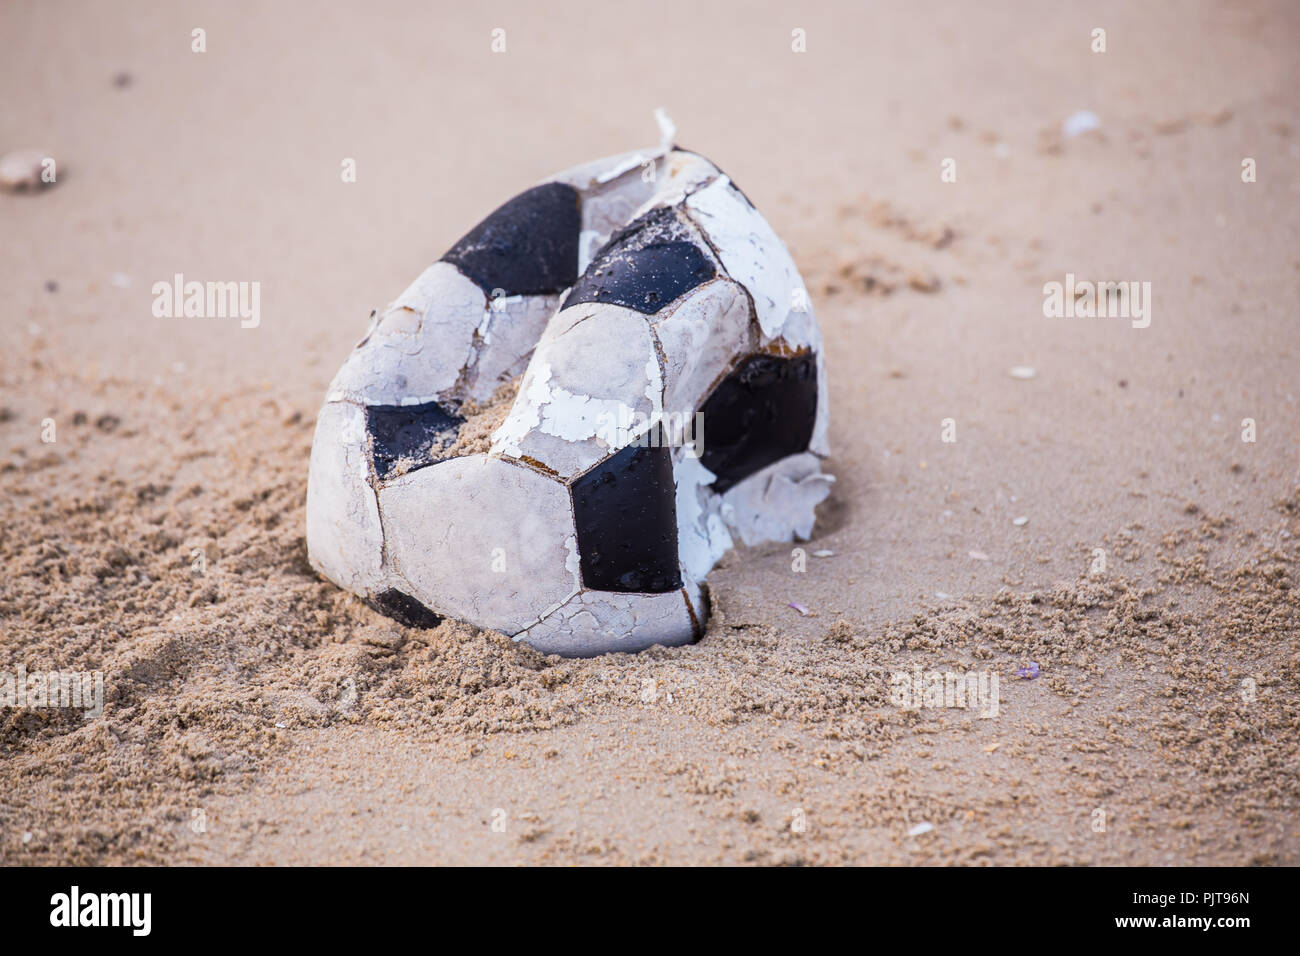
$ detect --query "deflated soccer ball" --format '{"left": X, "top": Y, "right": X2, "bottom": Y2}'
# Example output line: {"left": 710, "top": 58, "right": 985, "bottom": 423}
{"left": 307, "top": 117, "right": 832, "bottom": 656}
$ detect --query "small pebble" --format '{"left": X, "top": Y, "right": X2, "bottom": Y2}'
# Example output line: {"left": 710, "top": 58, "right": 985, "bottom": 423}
{"left": 1009, "top": 366, "right": 1037, "bottom": 380}
{"left": 908, "top": 272, "right": 941, "bottom": 294}
{"left": 0, "top": 149, "right": 55, "bottom": 192}
{"left": 1013, "top": 516, "right": 1028, "bottom": 526}
{"left": 969, "top": 550, "right": 990, "bottom": 561}
{"left": 1063, "top": 110, "right": 1101, "bottom": 138}
{"left": 907, "top": 822, "right": 934, "bottom": 837}
{"left": 812, "top": 549, "right": 834, "bottom": 557}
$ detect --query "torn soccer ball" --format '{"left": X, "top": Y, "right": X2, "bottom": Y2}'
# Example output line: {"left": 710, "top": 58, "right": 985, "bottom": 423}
{"left": 307, "top": 117, "right": 832, "bottom": 656}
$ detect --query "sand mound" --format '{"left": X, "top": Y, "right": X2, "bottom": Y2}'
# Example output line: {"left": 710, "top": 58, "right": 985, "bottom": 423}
{"left": 2, "top": 373, "right": 1295, "bottom": 864}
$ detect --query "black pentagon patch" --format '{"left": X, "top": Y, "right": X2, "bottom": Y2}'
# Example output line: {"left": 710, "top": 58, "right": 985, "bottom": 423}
{"left": 366, "top": 401, "right": 464, "bottom": 481}
{"left": 364, "top": 589, "right": 443, "bottom": 629}
{"left": 441, "top": 182, "right": 581, "bottom": 296}
{"left": 699, "top": 353, "right": 818, "bottom": 494}
{"left": 565, "top": 206, "right": 716, "bottom": 315}
{"left": 571, "top": 441, "right": 682, "bottom": 593}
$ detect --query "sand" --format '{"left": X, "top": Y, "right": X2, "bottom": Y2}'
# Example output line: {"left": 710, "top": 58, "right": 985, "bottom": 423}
{"left": 1, "top": 0, "right": 1297, "bottom": 865}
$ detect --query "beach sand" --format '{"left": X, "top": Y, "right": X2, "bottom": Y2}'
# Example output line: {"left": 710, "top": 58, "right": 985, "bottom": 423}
{"left": 2, "top": 0, "right": 1297, "bottom": 865}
